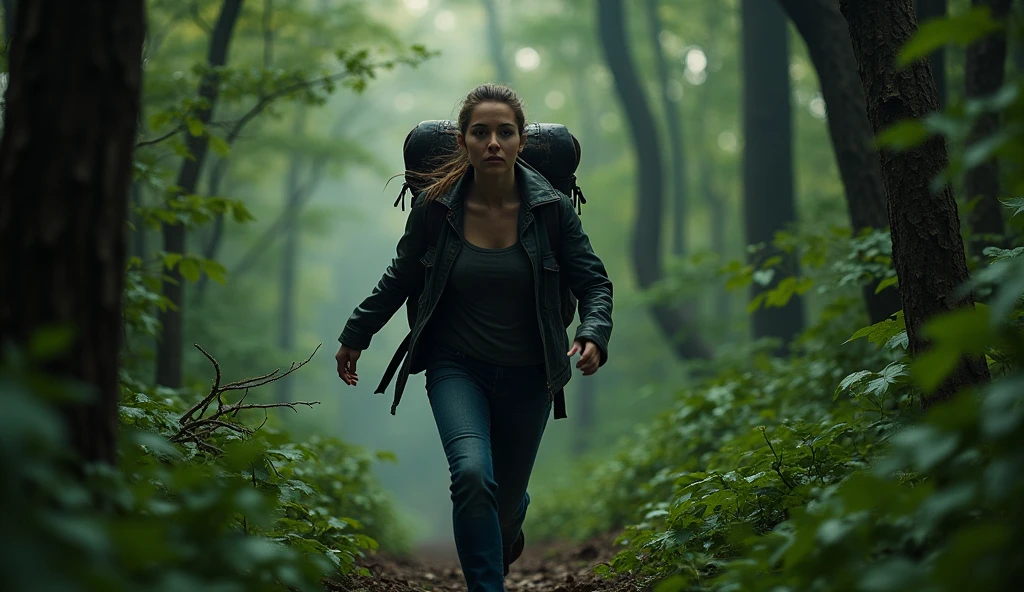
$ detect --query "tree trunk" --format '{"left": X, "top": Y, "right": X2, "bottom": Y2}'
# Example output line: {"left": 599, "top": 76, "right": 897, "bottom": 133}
{"left": 277, "top": 110, "right": 307, "bottom": 403}
{"left": 156, "top": 0, "right": 244, "bottom": 389}
{"left": 194, "top": 156, "right": 231, "bottom": 303}
{"left": 741, "top": 0, "right": 805, "bottom": 351}
{"left": 693, "top": 10, "right": 732, "bottom": 328}
{"left": 965, "top": 0, "right": 1012, "bottom": 257}
{"left": 481, "top": 0, "right": 512, "bottom": 85}
{"left": 2, "top": 0, "right": 14, "bottom": 44}
{"left": 840, "top": 0, "right": 990, "bottom": 406}
{"left": 644, "top": 0, "right": 688, "bottom": 257}
{"left": 0, "top": 0, "right": 145, "bottom": 465}
{"left": 776, "top": 0, "right": 902, "bottom": 325}
{"left": 132, "top": 182, "right": 147, "bottom": 260}
{"left": 596, "top": 0, "right": 712, "bottom": 360}
{"left": 915, "top": 0, "right": 948, "bottom": 109}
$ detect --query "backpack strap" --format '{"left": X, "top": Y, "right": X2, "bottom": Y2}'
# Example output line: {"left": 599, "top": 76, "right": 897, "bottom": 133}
{"left": 375, "top": 198, "right": 447, "bottom": 408}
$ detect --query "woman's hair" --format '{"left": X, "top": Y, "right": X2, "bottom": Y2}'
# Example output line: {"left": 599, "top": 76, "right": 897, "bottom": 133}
{"left": 416, "top": 83, "right": 527, "bottom": 202}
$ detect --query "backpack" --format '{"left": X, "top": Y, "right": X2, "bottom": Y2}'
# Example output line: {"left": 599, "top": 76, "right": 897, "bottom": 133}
{"left": 393, "top": 120, "right": 586, "bottom": 328}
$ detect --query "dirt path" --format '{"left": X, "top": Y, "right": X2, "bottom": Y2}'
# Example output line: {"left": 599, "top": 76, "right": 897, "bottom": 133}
{"left": 324, "top": 532, "right": 645, "bottom": 592}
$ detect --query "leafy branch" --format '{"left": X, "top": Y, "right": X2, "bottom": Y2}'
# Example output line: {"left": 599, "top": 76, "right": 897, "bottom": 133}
{"left": 171, "top": 343, "right": 322, "bottom": 453}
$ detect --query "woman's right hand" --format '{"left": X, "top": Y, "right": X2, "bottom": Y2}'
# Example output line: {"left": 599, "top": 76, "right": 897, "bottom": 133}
{"left": 335, "top": 344, "right": 361, "bottom": 386}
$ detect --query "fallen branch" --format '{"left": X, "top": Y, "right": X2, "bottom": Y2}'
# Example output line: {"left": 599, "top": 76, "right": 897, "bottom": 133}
{"left": 173, "top": 343, "right": 322, "bottom": 449}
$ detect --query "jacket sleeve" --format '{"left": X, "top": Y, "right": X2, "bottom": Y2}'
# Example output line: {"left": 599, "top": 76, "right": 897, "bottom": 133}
{"left": 338, "top": 201, "right": 429, "bottom": 350}
{"left": 556, "top": 195, "right": 613, "bottom": 365}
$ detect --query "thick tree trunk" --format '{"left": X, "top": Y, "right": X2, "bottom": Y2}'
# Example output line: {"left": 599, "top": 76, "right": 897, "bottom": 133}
{"left": 596, "top": 0, "right": 711, "bottom": 360}
{"left": 965, "top": 0, "right": 1012, "bottom": 256}
{"left": 277, "top": 110, "right": 307, "bottom": 403}
{"left": 481, "top": 0, "right": 512, "bottom": 85}
{"left": 0, "top": 0, "right": 145, "bottom": 464}
{"left": 776, "top": 0, "right": 902, "bottom": 324}
{"left": 915, "top": 0, "right": 948, "bottom": 109}
{"left": 645, "top": 0, "right": 688, "bottom": 257}
{"left": 840, "top": 0, "right": 990, "bottom": 406}
{"left": 741, "top": 0, "right": 805, "bottom": 351}
{"left": 156, "top": 0, "right": 244, "bottom": 388}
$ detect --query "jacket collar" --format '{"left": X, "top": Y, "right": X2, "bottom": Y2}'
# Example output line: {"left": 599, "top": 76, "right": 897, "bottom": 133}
{"left": 434, "top": 160, "right": 562, "bottom": 211}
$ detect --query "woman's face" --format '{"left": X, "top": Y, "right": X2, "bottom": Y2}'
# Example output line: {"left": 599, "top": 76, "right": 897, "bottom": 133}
{"left": 458, "top": 101, "right": 525, "bottom": 178}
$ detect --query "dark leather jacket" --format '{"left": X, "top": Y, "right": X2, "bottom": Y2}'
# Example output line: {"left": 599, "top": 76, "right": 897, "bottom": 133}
{"left": 338, "top": 162, "right": 613, "bottom": 419}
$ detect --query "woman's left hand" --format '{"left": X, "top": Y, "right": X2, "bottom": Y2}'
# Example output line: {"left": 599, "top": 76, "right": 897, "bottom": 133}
{"left": 568, "top": 340, "right": 600, "bottom": 376}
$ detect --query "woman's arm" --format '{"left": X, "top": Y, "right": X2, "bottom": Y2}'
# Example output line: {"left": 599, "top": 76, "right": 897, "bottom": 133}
{"left": 338, "top": 200, "right": 429, "bottom": 350}
{"left": 556, "top": 195, "right": 613, "bottom": 365}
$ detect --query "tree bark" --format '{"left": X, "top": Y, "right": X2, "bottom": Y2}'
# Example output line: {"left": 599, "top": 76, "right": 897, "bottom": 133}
{"left": 965, "top": 0, "right": 1012, "bottom": 257}
{"left": 840, "top": 0, "right": 990, "bottom": 406}
{"left": 776, "top": 0, "right": 902, "bottom": 324}
{"left": 645, "top": 0, "right": 688, "bottom": 257}
{"left": 156, "top": 0, "right": 244, "bottom": 388}
{"left": 481, "top": 0, "right": 512, "bottom": 85}
{"left": 277, "top": 110, "right": 307, "bottom": 403}
{"left": 2, "top": 0, "right": 14, "bottom": 44}
{"left": 0, "top": 0, "right": 145, "bottom": 464}
{"left": 915, "top": 0, "right": 948, "bottom": 109}
{"left": 741, "top": 0, "right": 805, "bottom": 351}
{"left": 596, "top": 0, "right": 712, "bottom": 360}
{"left": 694, "top": 9, "right": 732, "bottom": 328}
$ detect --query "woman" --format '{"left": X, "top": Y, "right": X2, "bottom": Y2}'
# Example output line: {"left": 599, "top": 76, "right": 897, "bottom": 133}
{"left": 335, "top": 83, "right": 613, "bottom": 592}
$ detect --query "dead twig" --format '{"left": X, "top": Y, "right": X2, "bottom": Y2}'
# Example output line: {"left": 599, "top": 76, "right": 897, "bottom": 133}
{"left": 173, "top": 343, "right": 322, "bottom": 453}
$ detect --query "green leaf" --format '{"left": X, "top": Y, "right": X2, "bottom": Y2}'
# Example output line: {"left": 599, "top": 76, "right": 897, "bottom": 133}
{"left": 208, "top": 134, "right": 231, "bottom": 157}
{"left": 877, "top": 120, "right": 929, "bottom": 150}
{"left": 898, "top": 7, "right": 1001, "bottom": 66}
{"left": 178, "top": 258, "right": 201, "bottom": 282}
{"left": 875, "top": 275, "right": 899, "bottom": 294}
{"left": 163, "top": 252, "right": 183, "bottom": 270}
{"left": 200, "top": 259, "right": 227, "bottom": 284}
{"left": 1000, "top": 196, "right": 1024, "bottom": 218}
{"left": 185, "top": 117, "right": 204, "bottom": 137}
{"left": 28, "top": 324, "right": 77, "bottom": 360}
{"left": 752, "top": 269, "right": 775, "bottom": 287}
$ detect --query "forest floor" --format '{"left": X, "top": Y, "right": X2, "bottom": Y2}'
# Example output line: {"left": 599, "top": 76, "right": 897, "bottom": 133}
{"left": 323, "top": 530, "right": 647, "bottom": 592}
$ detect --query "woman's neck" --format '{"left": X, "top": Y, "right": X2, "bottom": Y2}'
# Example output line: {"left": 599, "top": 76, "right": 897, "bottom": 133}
{"left": 470, "top": 167, "right": 518, "bottom": 210}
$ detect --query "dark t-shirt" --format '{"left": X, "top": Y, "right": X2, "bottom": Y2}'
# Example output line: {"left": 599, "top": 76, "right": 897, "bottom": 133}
{"left": 427, "top": 237, "right": 544, "bottom": 367}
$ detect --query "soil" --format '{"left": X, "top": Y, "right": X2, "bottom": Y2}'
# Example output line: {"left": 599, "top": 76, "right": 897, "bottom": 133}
{"left": 323, "top": 531, "right": 647, "bottom": 592}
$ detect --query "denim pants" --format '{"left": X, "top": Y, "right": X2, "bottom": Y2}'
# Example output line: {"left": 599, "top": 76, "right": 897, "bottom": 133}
{"left": 424, "top": 345, "right": 552, "bottom": 592}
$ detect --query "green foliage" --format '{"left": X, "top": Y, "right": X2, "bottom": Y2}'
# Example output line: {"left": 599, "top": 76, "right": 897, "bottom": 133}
{"left": 534, "top": 9, "right": 1024, "bottom": 592}
{"left": 0, "top": 345, "right": 407, "bottom": 592}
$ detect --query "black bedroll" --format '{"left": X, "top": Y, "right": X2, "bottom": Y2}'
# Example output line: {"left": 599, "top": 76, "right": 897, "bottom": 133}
{"left": 393, "top": 120, "right": 587, "bottom": 213}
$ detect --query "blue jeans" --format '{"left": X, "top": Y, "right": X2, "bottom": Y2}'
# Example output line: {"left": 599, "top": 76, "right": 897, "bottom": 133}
{"left": 424, "top": 345, "right": 552, "bottom": 592}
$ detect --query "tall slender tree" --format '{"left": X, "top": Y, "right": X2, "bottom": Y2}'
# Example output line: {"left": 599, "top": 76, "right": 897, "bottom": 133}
{"left": 277, "top": 109, "right": 308, "bottom": 403}
{"left": 840, "top": 0, "right": 991, "bottom": 406}
{"left": 156, "top": 0, "right": 244, "bottom": 389}
{"left": 0, "top": 0, "right": 146, "bottom": 464}
{"left": 645, "top": 0, "right": 689, "bottom": 257}
{"left": 481, "top": 0, "right": 512, "bottom": 85}
{"left": 965, "top": 0, "right": 1013, "bottom": 256}
{"left": 741, "top": 0, "right": 804, "bottom": 350}
{"left": 775, "top": 0, "right": 901, "bottom": 324}
{"left": 596, "top": 0, "right": 711, "bottom": 360}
